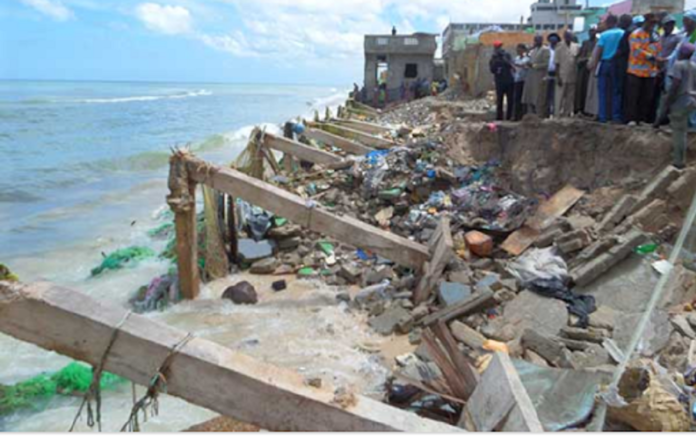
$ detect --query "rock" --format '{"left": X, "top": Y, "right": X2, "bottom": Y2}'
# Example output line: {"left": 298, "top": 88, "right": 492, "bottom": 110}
{"left": 561, "top": 327, "right": 608, "bottom": 344}
{"left": 268, "top": 224, "right": 302, "bottom": 239}
{"left": 671, "top": 315, "right": 696, "bottom": 339}
{"left": 451, "top": 321, "right": 486, "bottom": 349}
{"left": 481, "top": 320, "right": 517, "bottom": 342}
{"left": 524, "top": 349, "right": 550, "bottom": 367}
{"left": 448, "top": 270, "right": 472, "bottom": 285}
{"left": 471, "top": 258, "right": 495, "bottom": 271}
{"left": 274, "top": 264, "right": 295, "bottom": 275}
{"left": 238, "top": 239, "right": 274, "bottom": 263}
{"left": 667, "top": 168, "right": 696, "bottom": 211}
{"left": 501, "top": 291, "right": 568, "bottom": 340}
{"left": 631, "top": 166, "right": 681, "bottom": 214}
{"left": 501, "top": 279, "right": 519, "bottom": 293}
{"left": 589, "top": 306, "right": 617, "bottom": 331}
{"left": 494, "top": 289, "right": 517, "bottom": 303}
{"left": 336, "top": 291, "right": 351, "bottom": 303}
{"left": 476, "top": 273, "right": 504, "bottom": 291}
{"left": 409, "top": 329, "right": 423, "bottom": 345}
{"left": 687, "top": 313, "right": 696, "bottom": 330}
{"left": 465, "top": 231, "right": 494, "bottom": 258}
{"left": 250, "top": 258, "right": 279, "bottom": 275}
{"left": 437, "top": 282, "right": 472, "bottom": 307}
{"left": 222, "top": 282, "right": 258, "bottom": 305}
{"left": 338, "top": 263, "right": 362, "bottom": 284}
{"left": 369, "top": 306, "right": 413, "bottom": 336}
{"left": 277, "top": 237, "right": 301, "bottom": 251}
{"left": 659, "top": 332, "right": 689, "bottom": 372}
{"left": 272, "top": 280, "right": 287, "bottom": 292}
{"left": 613, "top": 311, "right": 673, "bottom": 357}
{"left": 364, "top": 266, "right": 394, "bottom": 286}
{"left": 570, "top": 344, "right": 612, "bottom": 369}
{"left": 522, "top": 329, "right": 574, "bottom": 369}
{"left": 282, "top": 252, "right": 302, "bottom": 267}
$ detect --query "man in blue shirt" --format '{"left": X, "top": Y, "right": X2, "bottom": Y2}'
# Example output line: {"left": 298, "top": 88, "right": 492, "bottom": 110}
{"left": 595, "top": 14, "right": 626, "bottom": 123}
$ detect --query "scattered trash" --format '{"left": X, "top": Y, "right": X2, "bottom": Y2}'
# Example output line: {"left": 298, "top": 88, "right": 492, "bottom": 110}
{"left": 272, "top": 280, "right": 287, "bottom": 292}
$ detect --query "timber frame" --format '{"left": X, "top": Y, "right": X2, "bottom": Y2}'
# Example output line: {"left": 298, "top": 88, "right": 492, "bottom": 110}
{"left": 0, "top": 281, "right": 461, "bottom": 432}
{"left": 168, "top": 150, "right": 429, "bottom": 300}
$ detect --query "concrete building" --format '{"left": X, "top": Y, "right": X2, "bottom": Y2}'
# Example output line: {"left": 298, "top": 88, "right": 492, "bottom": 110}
{"left": 529, "top": 0, "right": 583, "bottom": 31}
{"left": 363, "top": 33, "right": 438, "bottom": 104}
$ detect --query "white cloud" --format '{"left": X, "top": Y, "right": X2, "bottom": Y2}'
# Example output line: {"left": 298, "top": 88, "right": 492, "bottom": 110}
{"left": 20, "top": 0, "right": 74, "bottom": 21}
{"left": 135, "top": 3, "right": 192, "bottom": 35}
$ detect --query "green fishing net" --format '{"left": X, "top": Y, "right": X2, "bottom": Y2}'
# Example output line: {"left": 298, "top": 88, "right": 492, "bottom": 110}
{"left": 0, "top": 264, "right": 19, "bottom": 282}
{"left": 90, "top": 247, "right": 156, "bottom": 277}
{"left": 0, "top": 362, "right": 125, "bottom": 415}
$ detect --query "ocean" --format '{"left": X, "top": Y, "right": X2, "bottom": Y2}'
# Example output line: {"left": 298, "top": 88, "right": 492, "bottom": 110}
{"left": 0, "top": 81, "right": 389, "bottom": 432}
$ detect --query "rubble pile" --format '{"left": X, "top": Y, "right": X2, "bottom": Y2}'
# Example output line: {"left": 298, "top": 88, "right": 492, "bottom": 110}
{"left": 135, "top": 94, "right": 696, "bottom": 431}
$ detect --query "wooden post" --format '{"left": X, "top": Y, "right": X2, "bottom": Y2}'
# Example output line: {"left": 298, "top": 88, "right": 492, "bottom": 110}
{"left": 227, "top": 195, "right": 238, "bottom": 264}
{"left": 167, "top": 151, "right": 200, "bottom": 300}
{"left": 0, "top": 282, "right": 462, "bottom": 433}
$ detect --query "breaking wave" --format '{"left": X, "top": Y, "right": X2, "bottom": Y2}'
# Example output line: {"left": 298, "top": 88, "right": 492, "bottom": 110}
{"left": 71, "top": 90, "right": 213, "bottom": 104}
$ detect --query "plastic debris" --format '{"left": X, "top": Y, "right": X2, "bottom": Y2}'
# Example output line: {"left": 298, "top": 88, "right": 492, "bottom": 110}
{"left": 90, "top": 246, "right": 156, "bottom": 277}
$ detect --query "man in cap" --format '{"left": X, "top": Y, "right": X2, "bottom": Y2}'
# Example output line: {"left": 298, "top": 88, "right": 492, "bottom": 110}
{"left": 595, "top": 14, "right": 626, "bottom": 123}
{"left": 625, "top": 13, "right": 662, "bottom": 125}
{"left": 489, "top": 41, "right": 515, "bottom": 120}
{"left": 522, "top": 34, "right": 551, "bottom": 117}
{"left": 555, "top": 29, "right": 580, "bottom": 117}
{"left": 654, "top": 14, "right": 683, "bottom": 125}
{"left": 657, "top": 43, "right": 696, "bottom": 169}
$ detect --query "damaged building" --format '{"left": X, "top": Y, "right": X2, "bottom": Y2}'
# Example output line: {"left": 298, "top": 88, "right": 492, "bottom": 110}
{"left": 363, "top": 33, "right": 439, "bottom": 103}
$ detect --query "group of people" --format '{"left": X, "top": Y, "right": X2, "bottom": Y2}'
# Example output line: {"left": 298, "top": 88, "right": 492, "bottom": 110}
{"left": 490, "top": 10, "right": 696, "bottom": 169}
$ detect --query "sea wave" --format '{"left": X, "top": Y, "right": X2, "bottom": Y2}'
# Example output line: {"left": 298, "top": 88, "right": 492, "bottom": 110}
{"left": 304, "top": 90, "right": 350, "bottom": 120}
{"left": 73, "top": 89, "right": 213, "bottom": 104}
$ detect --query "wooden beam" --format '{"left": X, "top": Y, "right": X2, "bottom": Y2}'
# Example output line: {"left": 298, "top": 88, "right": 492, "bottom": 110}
{"left": 262, "top": 132, "right": 345, "bottom": 167}
{"left": 303, "top": 128, "right": 375, "bottom": 156}
{"left": 332, "top": 119, "right": 392, "bottom": 136}
{"left": 347, "top": 100, "right": 380, "bottom": 116}
{"left": 308, "top": 122, "right": 395, "bottom": 150}
{"left": 459, "top": 352, "right": 543, "bottom": 432}
{"left": 421, "top": 289, "right": 497, "bottom": 327}
{"left": 0, "top": 282, "right": 461, "bottom": 433}
{"left": 414, "top": 217, "right": 455, "bottom": 305}
{"left": 167, "top": 152, "right": 200, "bottom": 300}
{"left": 184, "top": 155, "right": 429, "bottom": 271}
{"left": 501, "top": 185, "right": 585, "bottom": 257}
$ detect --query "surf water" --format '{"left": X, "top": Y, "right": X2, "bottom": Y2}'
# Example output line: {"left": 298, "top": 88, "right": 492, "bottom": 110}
{"left": 0, "top": 81, "right": 389, "bottom": 431}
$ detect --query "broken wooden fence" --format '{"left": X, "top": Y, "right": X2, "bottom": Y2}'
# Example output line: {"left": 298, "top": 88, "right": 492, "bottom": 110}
{"left": 0, "top": 281, "right": 460, "bottom": 433}
{"left": 168, "top": 151, "right": 430, "bottom": 299}
{"left": 307, "top": 121, "right": 395, "bottom": 150}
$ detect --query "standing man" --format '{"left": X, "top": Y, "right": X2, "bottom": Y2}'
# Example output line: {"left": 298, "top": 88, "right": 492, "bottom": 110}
{"left": 615, "top": 14, "right": 635, "bottom": 121}
{"left": 625, "top": 14, "right": 662, "bottom": 125}
{"left": 555, "top": 30, "right": 580, "bottom": 118}
{"left": 513, "top": 43, "right": 531, "bottom": 121}
{"left": 523, "top": 34, "right": 551, "bottom": 116}
{"left": 657, "top": 43, "right": 696, "bottom": 169}
{"left": 546, "top": 33, "right": 561, "bottom": 118}
{"left": 490, "top": 41, "right": 515, "bottom": 121}
{"left": 654, "top": 15, "right": 683, "bottom": 125}
{"left": 576, "top": 26, "right": 598, "bottom": 115}
{"left": 595, "top": 15, "right": 625, "bottom": 123}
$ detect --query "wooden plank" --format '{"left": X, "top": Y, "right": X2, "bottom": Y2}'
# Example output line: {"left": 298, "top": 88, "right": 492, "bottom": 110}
{"left": 303, "top": 128, "right": 374, "bottom": 156}
{"left": 0, "top": 282, "right": 462, "bottom": 433}
{"left": 184, "top": 155, "right": 429, "bottom": 271}
{"left": 501, "top": 185, "right": 585, "bottom": 257}
{"left": 309, "top": 122, "right": 395, "bottom": 150}
{"left": 421, "top": 289, "right": 497, "bottom": 326}
{"left": 432, "top": 322, "right": 479, "bottom": 400}
{"left": 414, "top": 217, "right": 455, "bottom": 305}
{"left": 347, "top": 100, "right": 380, "bottom": 116}
{"left": 332, "top": 119, "right": 392, "bottom": 136}
{"left": 459, "top": 352, "right": 543, "bottom": 432}
{"left": 167, "top": 153, "right": 200, "bottom": 300}
{"left": 422, "top": 329, "right": 470, "bottom": 400}
{"left": 262, "top": 133, "right": 344, "bottom": 167}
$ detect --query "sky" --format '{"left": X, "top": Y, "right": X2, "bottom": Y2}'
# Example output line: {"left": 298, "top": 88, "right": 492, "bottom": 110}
{"left": 0, "top": 0, "right": 694, "bottom": 85}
